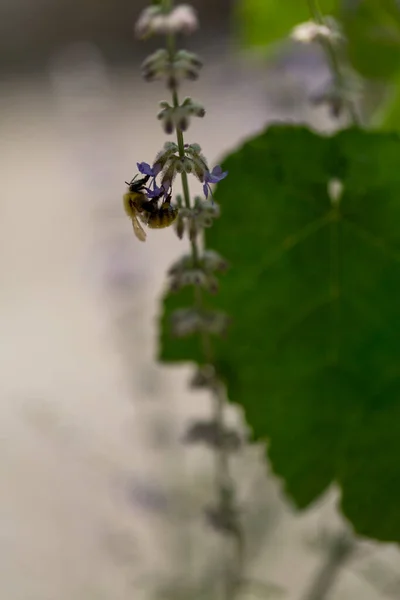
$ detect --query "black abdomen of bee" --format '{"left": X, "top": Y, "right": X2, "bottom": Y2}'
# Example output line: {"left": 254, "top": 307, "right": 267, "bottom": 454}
{"left": 148, "top": 206, "right": 178, "bottom": 229}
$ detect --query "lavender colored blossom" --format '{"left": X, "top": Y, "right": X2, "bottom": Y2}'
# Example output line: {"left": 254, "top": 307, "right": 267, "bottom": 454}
{"left": 203, "top": 165, "right": 228, "bottom": 199}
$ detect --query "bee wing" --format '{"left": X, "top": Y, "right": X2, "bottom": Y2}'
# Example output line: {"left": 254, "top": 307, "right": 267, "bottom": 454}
{"left": 131, "top": 214, "right": 146, "bottom": 242}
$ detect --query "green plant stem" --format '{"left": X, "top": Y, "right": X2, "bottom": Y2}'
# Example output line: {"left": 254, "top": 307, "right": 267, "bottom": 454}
{"left": 164, "top": 3, "right": 243, "bottom": 596}
{"left": 306, "top": 0, "right": 360, "bottom": 125}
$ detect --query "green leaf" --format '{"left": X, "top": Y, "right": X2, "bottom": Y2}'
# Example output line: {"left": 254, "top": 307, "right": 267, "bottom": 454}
{"left": 375, "top": 74, "right": 400, "bottom": 131}
{"left": 233, "top": 0, "right": 337, "bottom": 49}
{"left": 343, "top": 0, "right": 400, "bottom": 80}
{"left": 159, "top": 126, "right": 400, "bottom": 542}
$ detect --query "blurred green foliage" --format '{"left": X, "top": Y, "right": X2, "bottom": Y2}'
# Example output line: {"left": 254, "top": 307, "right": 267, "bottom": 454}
{"left": 159, "top": 125, "right": 400, "bottom": 542}
{"left": 234, "top": 0, "right": 337, "bottom": 49}
{"left": 235, "top": 0, "right": 400, "bottom": 80}
{"left": 343, "top": 0, "right": 400, "bottom": 79}
{"left": 377, "top": 75, "right": 400, "bottom": 131}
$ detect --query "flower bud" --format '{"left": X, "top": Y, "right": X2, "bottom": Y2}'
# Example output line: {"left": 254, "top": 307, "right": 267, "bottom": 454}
{"left": 154, "top": 142, "right": 178, "bottom": 170}
{"left": 168, "top": 254, "right": 194, "bottom": 275}
{"left": 178, "top": 207, "right": 191, "bottom": 219}
{"left": 201, "top": 200, "right": 220, "bottom": 216}
{"left": 170, "top": 269, "right": 208, "bottom": 292}
{"left": 182, "top": 157, "right": 194, "bottom": 173}
{"left": 204, "top": 274, "right": 219, "bottom": 294}
{"left": 190, "top": 103, "right": 205, "bottom": 117}
{"left": 134, "top": 6, "right": 162, "bottom": 39}
{"left": 185, "top": 143, "right": 201, "bottom": 155}
{"left": 180, "top": 97, "right": 205, "bottom": 118}
{"left": 189, "top": 218, "right": 199, "bottom": 242}
{"left": 170, "top": 4, "right": 199, "bottom": 35}
{"left": 170, "top": 308, "right": 201, "bottom": 337}
{"left": 175, "top": 214, "right": 185, "bottom": 239}
{"left": 201, "top": 310, "right": 231, "bottom": 336}
{"left": 177, "top": 114, "right": 189, "bottom": 132}
{"left": 141, "top": 49, "right": 169, "bottom": 81}
{"left": 171, "top": 308, "right": 230, "bottom": 338}
{"left": 201, "top": 250, "right": 229, "bottom": 273}
{"left": 135, "top": 4, "right": 199, "bottom": 39}
{"left": 183, "top": 420, "right": 242, "bottom": 452}
{"left": 171, "top": 51, "right": 203, "bottom": 84}
{"left": 291, "top": 21, "right": 332, "bottom": 44}
{"left": 175, "top": 159, "right": 184, "bottom": 174}
{"left": 189, "top": 364, "right": 216, "bottom": 389}
{"left": 176, "top": 50, "right": 203, "bottom": 69}
{"left": 160, "top": 156, "right": 179, "bottom": 188}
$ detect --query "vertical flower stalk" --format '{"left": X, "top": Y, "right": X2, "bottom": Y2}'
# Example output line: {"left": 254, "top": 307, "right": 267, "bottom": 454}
{"left": 291, "top": 0, "right": 361, "bottom": 124}
{"left": 131, "top": 1, "right": 243, "bottom": 598}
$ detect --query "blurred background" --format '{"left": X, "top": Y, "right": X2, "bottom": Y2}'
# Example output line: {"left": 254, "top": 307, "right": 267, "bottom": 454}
{"left": 1, "top": 1, "right": 400, "bottom": 599}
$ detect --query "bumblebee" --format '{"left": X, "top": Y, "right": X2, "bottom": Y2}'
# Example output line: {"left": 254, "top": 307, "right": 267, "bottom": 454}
{"left": 123, "top": 175, "right": 178, "bottom": 242}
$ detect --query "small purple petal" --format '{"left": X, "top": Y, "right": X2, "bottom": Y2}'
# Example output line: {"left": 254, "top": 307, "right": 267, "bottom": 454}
{"left": 203, "top": 183, "right": 209, "bottom": 198}
{"left": 145, "top": 185, "right": 164, "bottom": 198}
{"left": 211, "top": 165, "right": 223, "bottom": 176}
{"left": 206, "top": 165, "right": 228, "bottom": 184}
{"left": 137, "top": 162, "right": 154, "bottom": 176}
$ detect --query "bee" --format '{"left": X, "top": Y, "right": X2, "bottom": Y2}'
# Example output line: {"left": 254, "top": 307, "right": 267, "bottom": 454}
{"left": 123, "top": 175, "right": 178, "bottom": 242}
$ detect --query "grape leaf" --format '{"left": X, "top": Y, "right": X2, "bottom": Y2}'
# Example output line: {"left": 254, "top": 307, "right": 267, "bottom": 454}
{"left": 159, "top": 126, "right": 400, "bottom": 542}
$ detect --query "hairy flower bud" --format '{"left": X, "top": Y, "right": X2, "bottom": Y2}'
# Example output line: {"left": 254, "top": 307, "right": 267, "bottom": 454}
{"left": 135, "top": 4, "right": 198, "bottom": 39}
{"left": 169, "top": 268, "right": 208, "bottom": 292}
{"left": 175, "top": 214, "right": 185, "bottom": 239}
{"left": 201, "top": 310, "right": 231, "bottom": 336}
{"left": 170, "top": 308, "right": 201, "bottom": 337}
{"left": 141, "top": 49, "right": 169, "bottom": 81}
{"left": 182, "top": 157, "right": 194, "bottom": 173}
{"left": 170, "top": 4, "right": 199, "bottom": 35}
{"left": 157, "top": 98, "right": 205, "bottom": 133}
{"left": 154, "top": 141, "right": 178, "bottom": 170}
{"left": 170, "top": 308, "right": 230, "bottom": 337}
{"left": 189, "top": 364, "right": 216, "bottom": 389}
{"left": 183, "top": 420, "right": 242, "bottom": 451}
{"left": 135, "top": 6, "right": 162, "bottom": 39}
{"left": 168, "top": 254, "right": 194, "bottom": 275}
{"left": 160, "top": 156, "right": 180, "bottom": 189}
{"left": 201, "top": 250, "right": 229, "bottom": 273}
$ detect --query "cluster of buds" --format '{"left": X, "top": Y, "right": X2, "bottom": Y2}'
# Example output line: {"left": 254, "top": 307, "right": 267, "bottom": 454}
{"left": 157, "top": 97, "right": 205, "bottom": 133}
{"left": 135, "top": 3, "right": 198, "bottom": 39}
{"left": 170, "top": 307, "right": 231, "bottom": 338}
{"left": 176, "top": 196, "right": 221, "bottom": 241}
{"left": 183, "top": 419, "right": 242, "bottom": 452}
{"left": 167, "top": 249, "right": 228, "bottom": 293}
{"left": 141, "top": 49, "right": 203, "bottom": 89}
{"left": 291, "top": 17, "right": 343, "bottom": 45}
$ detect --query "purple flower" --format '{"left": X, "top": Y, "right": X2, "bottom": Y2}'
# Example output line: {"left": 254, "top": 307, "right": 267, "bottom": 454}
{"left": 136, "top": 161, "right": 166, "bottom": 200}
{"left": 146, "top": 183, "right": 165, "bottom": 199}
{"left": 137, "top": 162, "right": 161, "bottom": 177}
{"left": 203, "top": 165, "right": 228, "bottom": 199}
